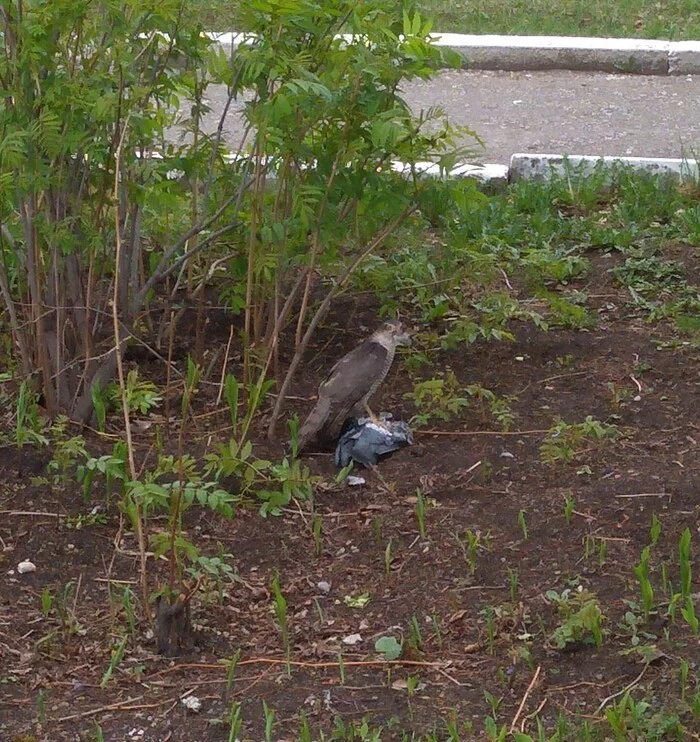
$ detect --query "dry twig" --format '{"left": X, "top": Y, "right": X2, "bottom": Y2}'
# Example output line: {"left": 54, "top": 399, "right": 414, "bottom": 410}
{"left": 510, "top": 665, "right": 542, "bottom": 733}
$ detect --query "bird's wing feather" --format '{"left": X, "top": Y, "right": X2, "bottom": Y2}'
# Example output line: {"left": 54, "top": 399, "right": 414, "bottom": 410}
{"left": 319, "top": 339, "right": 388, "bottom": 405}
{"left": 319, "top": 340, "right": 389, "bottom": 439}
{"left": 297, "top": 340, "right": 389, "bottom": 450}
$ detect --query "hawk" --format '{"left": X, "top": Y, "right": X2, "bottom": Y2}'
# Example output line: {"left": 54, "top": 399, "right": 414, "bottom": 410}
{"left": 296, "top": 321, "right": 411, "bottom": 453}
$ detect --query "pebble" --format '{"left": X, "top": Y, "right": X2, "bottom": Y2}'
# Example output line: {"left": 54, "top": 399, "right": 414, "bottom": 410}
{"left": 17, "top": 560, "right": 36, "bottom": 574}
{"left": 181, "top": 695, "right": 202, "bottom": 712}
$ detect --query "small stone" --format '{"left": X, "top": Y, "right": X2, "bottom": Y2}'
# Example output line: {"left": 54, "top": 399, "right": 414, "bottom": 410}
{"left": 317, "top": 581, "right": 331, "bottom": 594}
{"left": 181, "top": 695, "right": 202, "bottom": 712}
{"left": 347, "top": 475, "right": 366, "bottom": 487}
{"left": 17, "top": 560, "right": 36, "bottom": 574}
{"left": 342, "top": 633, "right": 362, "bottom": 645}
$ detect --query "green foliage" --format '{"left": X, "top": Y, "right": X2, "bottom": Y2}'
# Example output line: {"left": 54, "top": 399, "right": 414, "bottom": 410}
{"left": 375, "top": 635, "right": 403, "bottom": 661}
{"left": 605, "top": 692, "right": 684, "bottom": 741}
{"left": 188, "top": 0, "right": 700, "bottom": 40}
{"left": 12, "top": 379, "right": 48, "bottom": 448}
{"left": 0, "top": 0, "right": 219, "bottom": 417}
{"left": 458, "top": 529, "right": 490, "bottom": 574}
{"left": 105, "top": 369, "right": 163, "bottom": 415}
{"left": 406, "top": 370, "right": 513, "bottom": 429}
{"left": 359, "top": 170, "right": 699, "bottom": 359}
{"left": 634, "top": 546, "right": 655, "bottom": 619}
{"left": 216, "top": 0, "right": 474, "bottom": 382}
{"left": 271, "top": 571, "right": 290, "bottom": 660}
{"left": 546, "top": 587, "right": 605, "bottom": 649}
{"left": 540, "top": 416, "right": 620, "bottom": 465}
{"left": 32, "top": 415, "right": 88, "bottom": 491}
{"left": 678, "top": 528, "right": 692, "bottom": 599}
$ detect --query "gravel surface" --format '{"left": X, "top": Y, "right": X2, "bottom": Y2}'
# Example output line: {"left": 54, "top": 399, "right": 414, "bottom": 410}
{"left": 190, "top": 69, "right": 700, "bottom": 164}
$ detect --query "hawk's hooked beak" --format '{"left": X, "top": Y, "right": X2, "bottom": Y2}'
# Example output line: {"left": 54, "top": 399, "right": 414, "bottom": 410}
{"left": 395, "top": 329, "right": 412, "bottom": 347}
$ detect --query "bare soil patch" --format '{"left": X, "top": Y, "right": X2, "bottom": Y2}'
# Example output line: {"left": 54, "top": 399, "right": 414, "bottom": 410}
{"left": 1, "top": 252, "right": 699, "bottom": 741}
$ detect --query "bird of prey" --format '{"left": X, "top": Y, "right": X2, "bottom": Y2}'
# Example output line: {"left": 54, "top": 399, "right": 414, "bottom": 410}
{"left": 296, "top": 321, "right": 411, "bottom": 453}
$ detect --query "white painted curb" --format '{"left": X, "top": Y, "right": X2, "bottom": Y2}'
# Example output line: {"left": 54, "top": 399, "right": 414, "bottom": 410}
{"left": 509, "top": 153, "right": 699, "bottom": 182}
{"left": 389, "top": 154, "right": 698, "bottom": 187}
{"left": 157, "top": 152, "right": 698, "bottom": 189}
{"left": 209, "top": 32, "right": 700, "bottom": 75}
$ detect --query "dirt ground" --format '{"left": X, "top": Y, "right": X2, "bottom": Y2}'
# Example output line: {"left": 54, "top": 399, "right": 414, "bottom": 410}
{"left": 1, "top": 248, "right": 700, "bottom": 740}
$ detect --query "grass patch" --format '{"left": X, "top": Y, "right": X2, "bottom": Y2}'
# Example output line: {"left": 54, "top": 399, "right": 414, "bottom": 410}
{"left": 188, "top": 0, "right": 700, "bottom": 39}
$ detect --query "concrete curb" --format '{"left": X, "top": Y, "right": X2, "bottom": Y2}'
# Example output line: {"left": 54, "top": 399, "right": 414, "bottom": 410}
{"left": 508, "top": 153, "right": 699, "bottom": 182}
{"left": 159, "top": 153, "right": 697, "bottom": 191}
{"left": 209, "top": 32, "right": 700, "bottom": 75}
{"left": 390, "top": 154, "right": 698, "bottom": 189}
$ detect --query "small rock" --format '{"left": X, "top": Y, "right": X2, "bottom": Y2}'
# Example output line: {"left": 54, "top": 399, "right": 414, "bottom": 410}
{"left": 17, "top": 560, "right": 36, "bottom": 574}
{"left": 317, "top": 581, "right": 331, "bottom": 594}
{"left": 342, "top": 633, "right": 362, "bottom": 645}
{"left": 346, "top": 475, "right": 366, "bottom": 487}
{"left": 181, "top": 695, "right": 202, "bottom": 712}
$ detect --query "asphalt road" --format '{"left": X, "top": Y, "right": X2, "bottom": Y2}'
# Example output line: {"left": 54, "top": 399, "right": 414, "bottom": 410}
{"left": 193, "top": 69, "right": 700, "bottom": 164}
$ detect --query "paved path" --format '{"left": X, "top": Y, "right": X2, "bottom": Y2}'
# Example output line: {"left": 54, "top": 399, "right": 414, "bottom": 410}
{"left": 198, "top": 69, "right": 700, "bottom": 164}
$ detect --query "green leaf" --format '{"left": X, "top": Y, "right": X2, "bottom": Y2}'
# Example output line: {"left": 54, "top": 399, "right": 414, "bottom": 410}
{"left": 374, "top": 636, "right": 402, "bottom": 661}
{"left": 344, "top": 592, "right": 371, "bottom": 608}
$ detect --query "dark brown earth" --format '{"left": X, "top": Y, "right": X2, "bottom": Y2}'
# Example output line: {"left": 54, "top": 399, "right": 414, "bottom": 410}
{"left": 1, "top": 248, "right": 700, "bottom": 740}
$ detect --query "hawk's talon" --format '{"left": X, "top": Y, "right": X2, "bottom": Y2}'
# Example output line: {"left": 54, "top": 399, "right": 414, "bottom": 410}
{"left": 363, "top": 402, "right": 388, "bottom": 430}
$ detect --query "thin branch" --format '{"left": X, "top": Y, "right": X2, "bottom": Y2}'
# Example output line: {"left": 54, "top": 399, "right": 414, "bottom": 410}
{"left": 510, "top": 665, "right": 542, "bottom": 733}
{"left": 113, "top": 112, "right": 150, "bottom": 624}
{"left": 595, "top": 665, "right": 649, "bottom": 715}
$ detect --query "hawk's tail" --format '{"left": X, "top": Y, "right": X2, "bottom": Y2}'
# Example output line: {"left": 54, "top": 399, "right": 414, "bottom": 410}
{"left": 296, "top": 396, "right": 331, "bottom": 454}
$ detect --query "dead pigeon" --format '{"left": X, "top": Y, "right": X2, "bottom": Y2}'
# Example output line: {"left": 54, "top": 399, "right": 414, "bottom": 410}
{"left": 335, "top": 413, "right": 413, "bottom": 469}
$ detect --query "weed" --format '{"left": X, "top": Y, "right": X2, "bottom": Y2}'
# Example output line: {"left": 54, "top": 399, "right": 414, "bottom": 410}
{"left": 414, "top": 488, "right": 428, "bottom": 540}
{"left": 517, "top": 510, "right": 528, "bottom": 540}
{"left": 100, "top": 635, "right": 128, "bottom": 688}
{"left": 605, "top": 691, "right": 683, "bottom": 740}
{"left": 681, "top": 596, "right": 699, "bottom": 636}
{"left": 271, "top": 572, "right": 290, "bottom": 662}
{"left": 458, "top": 528, "right": 489, "bottom": 573}
{"left": 679, "top": 658, "right": 689, "bottom": 702}
{"left": 262, "top": 699, "right": 276, "bottom": 742}
{"left": 634, "top": 545, "right": 655, "bottom": 619}
{"left": 313, "top": 514, "right": 324, "bottom": 557}
{"left": 546, "top": 587, "right": 604, "bottom": 649}
{"left": 384, "top": 539, "right": 394, "bottom": 576}
{"left": 31, "top": 416, "right": 88, "bottom": 494}
{"left": 407, "top": 615, "right": 423, "bottom": 655}
{"left": 563, "top": 491, "right": 575, "bottom": 524}
{"left": 507, "top": 568, "right": 519, "bottom": 602}
{"left": 406, "top": 371, "right": 472, "bottom": 425}
{"left": 40, "top": 588, "right": 52, "bottom": 618}
{"left": 338, "top": 653, "right": 346, "bottom": 684}
{"left": 106, "top": 370, "right": 162, "bottom": 416}
{"left": 618, "top": 603, "right": 657, "bottom": 647}
{"left": 374, "top": 636, "right": 403, "bottom": 661}
{"left": 679, "top": 528, "right": 692, "bottom": 599}
{"left": 13, "top": 379, "right": 48, "bottom": 448}
{"left": 227, "top": 701, "right": 243, "bottom": 742}
{"left": 540, "top": 416, "right": 620, "bottom": 465}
